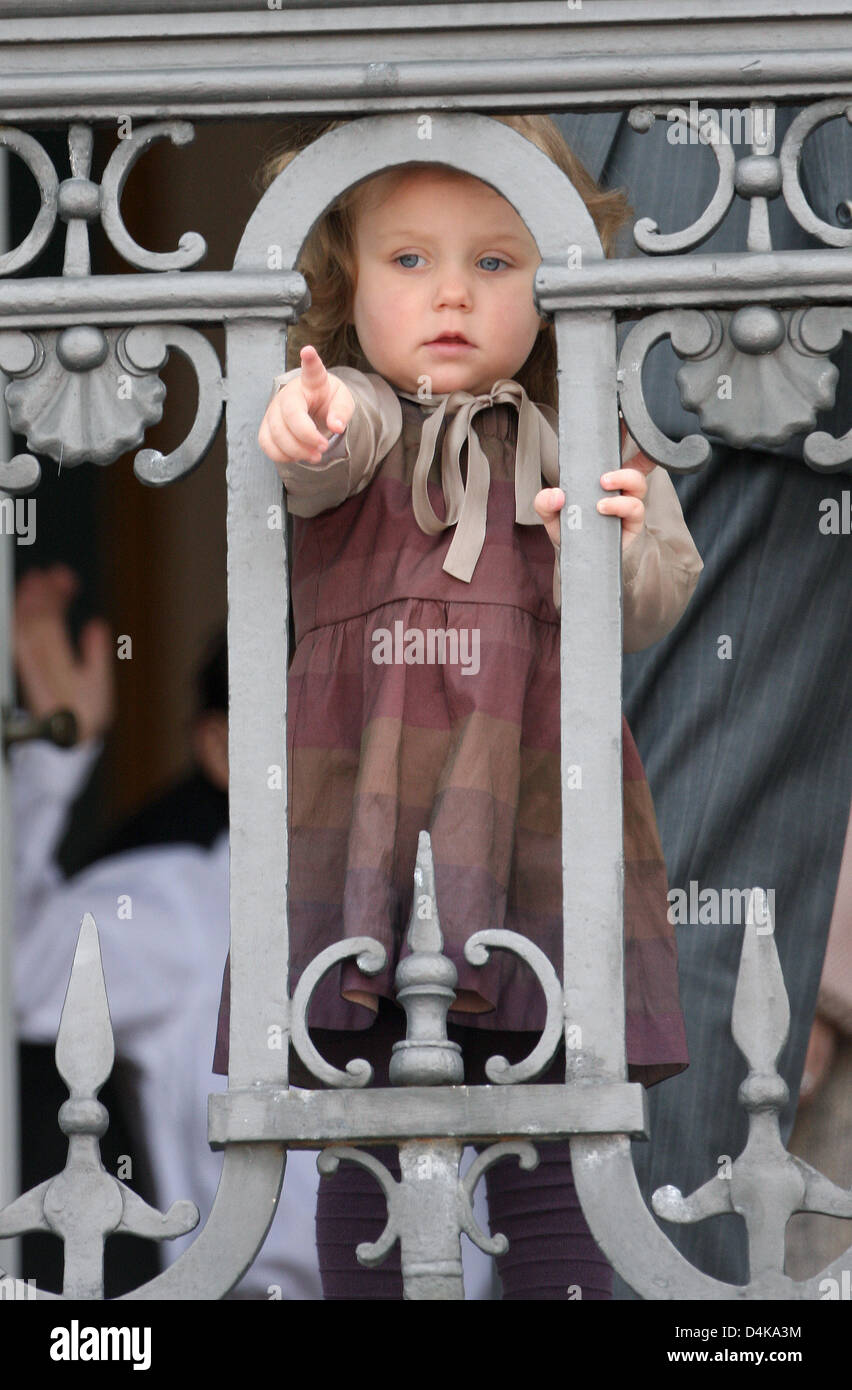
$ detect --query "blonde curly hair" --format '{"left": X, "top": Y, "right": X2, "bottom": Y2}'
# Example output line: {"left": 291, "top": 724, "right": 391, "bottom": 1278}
{"left": 257, "top": 115, "right": 630, "bottom": 410}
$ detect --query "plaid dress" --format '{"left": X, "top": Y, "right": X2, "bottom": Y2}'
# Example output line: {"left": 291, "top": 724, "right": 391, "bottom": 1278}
{"left": 277, "top": 391, "right": 689, "bottom": 1089}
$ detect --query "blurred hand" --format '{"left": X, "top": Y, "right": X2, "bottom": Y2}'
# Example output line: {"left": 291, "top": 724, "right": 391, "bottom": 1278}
{"left": 798, "top": 1014, "right": 838, "bottom": 1105}
{"left": 14, "top": 564, "right": 115, "bottom": 744}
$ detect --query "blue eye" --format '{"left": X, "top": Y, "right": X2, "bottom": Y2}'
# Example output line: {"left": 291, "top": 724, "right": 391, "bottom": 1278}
{"left": 478, "top": 256, "right": 507, "bottom": 272}
{"left": 397, "top": 253, "right": 425, "bottom": 268}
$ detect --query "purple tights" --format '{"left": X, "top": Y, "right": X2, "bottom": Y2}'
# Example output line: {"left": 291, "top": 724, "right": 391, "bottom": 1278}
{"left": 316, "top": 1139, "right": 613, "bottom": 1300}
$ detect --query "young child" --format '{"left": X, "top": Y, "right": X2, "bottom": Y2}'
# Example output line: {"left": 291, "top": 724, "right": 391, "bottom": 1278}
{"left": 245, "top": 115, "right": 703, "bottom": 1300}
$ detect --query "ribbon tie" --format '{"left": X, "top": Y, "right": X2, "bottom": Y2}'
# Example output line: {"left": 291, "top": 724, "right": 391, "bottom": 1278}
{"left": 407, "top": 379, "right": 559, "bottom": 583}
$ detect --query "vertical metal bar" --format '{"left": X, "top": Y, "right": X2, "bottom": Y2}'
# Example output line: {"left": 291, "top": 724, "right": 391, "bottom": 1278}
{"left": 223, "top": 320, "right": 292, "bottom": 1090}
{"left": 397, "top": 1141, "right": 465, "bottom": 1301}
{"left": 0, "top": 141, "right": 20, "bottom": 1281}
{"left": 556, "top": 310, "right": 627, "bottom": 1083}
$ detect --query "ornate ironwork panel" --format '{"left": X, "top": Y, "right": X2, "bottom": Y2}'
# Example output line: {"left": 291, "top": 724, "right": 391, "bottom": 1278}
{"left": 0, "top": 2, "right": 850, "bottom": 1305}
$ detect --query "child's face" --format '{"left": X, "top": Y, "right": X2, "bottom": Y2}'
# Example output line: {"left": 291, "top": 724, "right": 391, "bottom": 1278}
{"left": 350, "top": 167, "right": 544, "bottom": 397}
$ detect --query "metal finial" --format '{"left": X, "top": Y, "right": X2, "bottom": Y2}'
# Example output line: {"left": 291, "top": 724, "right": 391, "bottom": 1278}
{"left": 389, "top": 831, "right": 463, "bottom": 1086}
{"left": 0, "top": 914, "right": 197, "bottom": 1298}
{"left": 652, "top": 892, "right": 852, "bottom": 1290}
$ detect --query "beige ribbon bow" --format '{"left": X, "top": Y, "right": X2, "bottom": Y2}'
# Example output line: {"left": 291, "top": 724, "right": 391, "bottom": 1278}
{"left": 408, "top": 379, "right": 559, "bottom": 583}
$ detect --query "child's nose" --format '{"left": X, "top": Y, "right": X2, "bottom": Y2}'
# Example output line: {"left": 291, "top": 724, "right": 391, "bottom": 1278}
{"left": 433, "top": 268, "right": 473, "bottom": 309}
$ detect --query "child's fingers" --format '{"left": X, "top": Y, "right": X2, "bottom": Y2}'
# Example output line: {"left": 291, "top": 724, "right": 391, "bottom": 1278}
{"left": 600, "top": 467, "right": 648, "bottom": 499}
{"left": 285, "top": 406, "right": 335, "bottom": 457}
{"left": 534, "top": 487, "right": 564, "bottom": 548}
{"left": 597, "top": 493, "right": 645, "bottom": 532}
{"left": 299, "top": 345, "right": 328, "bottom": 392}
{"left": 327, "top": 380, "right": 355, "bottom": 437}
{"left": 299, "top": 352, "right": 354, "bottom": 438}
{"left": 533, "top": 486, "right": 564, "bottom": 520}
{"left": 260, "top": 409, "right": 329, "bottom": 465}
{"left": 299, "top": 346, "right": 338, "bottom": 426}
{"left": 259, "top": 414, "right": 302, "bottom": 465}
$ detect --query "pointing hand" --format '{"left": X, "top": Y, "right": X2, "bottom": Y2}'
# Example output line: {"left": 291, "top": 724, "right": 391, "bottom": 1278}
{"left": 258, "top": 346, "right": 355, "bottom": 469}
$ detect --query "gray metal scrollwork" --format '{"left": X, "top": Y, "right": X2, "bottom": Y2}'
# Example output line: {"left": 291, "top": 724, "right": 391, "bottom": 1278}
{"left": 618, "top": 303, "right": 849, "bottom": 464}
{"left": 0, "top": 120, "right": 222, "bottom": 492}
{"left": 5, "top": 92, "right": 852, "bottom": 1305}
{"left": 99, "top": 121, "right": 207, "bottom": 272}
{"left": 572, "top": 893, "right": 852, "bottom": 1299}
{"left": 794, "top": 305, "right": 852, "bottom": 469}
{"left": 0, "top": 119, "right": 206, "bottom": 281}
{"left": 318, "top": 1139, "right": 539, "bottom": 1300}
{"left": 616, "top": 97, "right": 852, "bottom": 468}
{"left": 780, "top": 100, "right": 852, "bottom": 247}
{"left": 617, "top": 311, "right": 718, "bottom": 473}
{"left": 675, "top": 307, "right": 839, "bottom": 450}
{"left": 290, "top": 938, "right": 387, "bottom": 1089}
{"left": 1, "top": 327, "right": 165, "bottom": 478}
{"left": 389, "top": 833, "right": 463, "bottom": 1087}
{"left": 0, "top": 127, "right": 59, "bottom": 275}
{"left": 627, "top": 106, "right": 737, "bottom": 254}
{"left": 464, "top": 929, "right": 563, "bottom": 1084}
{"left": 120, "top": 325, "right": 224, "bottom": 485}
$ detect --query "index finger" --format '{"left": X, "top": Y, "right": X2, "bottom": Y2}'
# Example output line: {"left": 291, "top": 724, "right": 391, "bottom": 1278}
{"left": 600, "top": 468, "right": 648, "bottom": 498}
{"left": 299, "top": 345, "right": 327, "bottom": 388}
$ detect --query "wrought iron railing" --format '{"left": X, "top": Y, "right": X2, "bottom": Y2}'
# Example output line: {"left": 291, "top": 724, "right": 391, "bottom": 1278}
{"left": 0, "top": 1, "right": 851, "bottom": 1301}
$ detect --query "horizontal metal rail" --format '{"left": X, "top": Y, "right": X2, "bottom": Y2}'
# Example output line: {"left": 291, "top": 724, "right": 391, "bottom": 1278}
{"left": 2, "top": 249, "right": 852, "bottom": 333}
{"left": 0, "top": 2, "right": 851, "bottom": 120}
{"left": 208, "top": 1083, "right": 649, "bottom": 1148}
{"left": 0, "top": 272, "right": 308, "bottom": 328}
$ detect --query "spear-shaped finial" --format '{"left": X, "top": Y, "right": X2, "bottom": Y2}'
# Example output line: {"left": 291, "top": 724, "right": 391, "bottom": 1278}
{"left": 389, "top": 831, "right": 464, "bottom": 1086}
{"left": 0, "top": 913, "right": 198, "bottom": 1298}
{"left": 652, "top": 890, "right": 852, "bottom": 1291}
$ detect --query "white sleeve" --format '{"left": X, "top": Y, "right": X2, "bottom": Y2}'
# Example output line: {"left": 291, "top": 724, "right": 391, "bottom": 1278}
{"left": 14, "top": 844, "right": 196, "bottom": 1057}
{"left": 10, "top": 738, "right": 103, "bottom": 932}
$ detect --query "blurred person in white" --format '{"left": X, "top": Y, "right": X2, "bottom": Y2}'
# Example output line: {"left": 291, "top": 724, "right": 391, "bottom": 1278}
{"left": 11, "top": 564, "right": 495, "bottom": 1299}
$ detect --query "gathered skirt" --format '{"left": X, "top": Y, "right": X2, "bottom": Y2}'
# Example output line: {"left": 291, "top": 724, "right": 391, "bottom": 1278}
{"left": 215, "top": 593, "right": 688, "bottom": 1091}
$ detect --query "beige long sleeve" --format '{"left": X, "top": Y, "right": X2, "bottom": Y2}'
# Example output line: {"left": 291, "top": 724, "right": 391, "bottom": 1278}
{"left": 620, "top": 465, "right": 704, "bottom": 652}
{"left": 269, "top": 368, "right": 702, "bottom": 650}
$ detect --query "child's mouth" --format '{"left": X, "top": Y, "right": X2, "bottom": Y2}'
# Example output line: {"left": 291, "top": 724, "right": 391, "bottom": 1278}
{"left": 426, "top": 334, "right": 474, "bottom": 352}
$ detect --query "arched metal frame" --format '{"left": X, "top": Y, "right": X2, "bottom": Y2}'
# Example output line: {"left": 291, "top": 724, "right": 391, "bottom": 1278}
{"left": 3, "top": 109, "right": 635, "bottom": 1302}
{"left": 1, "top": 6, "right": 851, "bottom": 1295}
{"left": 223, "top": 112, "right": 617, "bottom": 1092}
{"left": 205, "top": 110, "right": 852, "bottom": 1302}
{"left": 205, "top": 112, "right": 639, "bottom": 1298}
